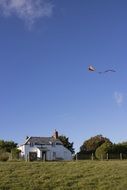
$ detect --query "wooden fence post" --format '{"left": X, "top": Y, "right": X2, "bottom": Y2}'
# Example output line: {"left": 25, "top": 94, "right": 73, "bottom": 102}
{"left": 106, "top": 153, "right": 108, "bottom": 160}
{"left": 91, "top": 153, "right": 94, "bottom": 160}
{"left": 120, "top": 153, "right": 122, "bottom": 160}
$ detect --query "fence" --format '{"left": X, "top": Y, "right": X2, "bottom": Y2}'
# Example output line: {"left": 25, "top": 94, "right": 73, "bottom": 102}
{"left": 75, "top": 153, "right": 127, "bottom": 160}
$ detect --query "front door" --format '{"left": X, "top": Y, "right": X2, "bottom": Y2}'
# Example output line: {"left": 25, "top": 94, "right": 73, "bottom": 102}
{"left": 42, "top": 151, "right": 46, "bottom": 161}
{"left": 29, "top": 152, "right": 37, "bottom": 161}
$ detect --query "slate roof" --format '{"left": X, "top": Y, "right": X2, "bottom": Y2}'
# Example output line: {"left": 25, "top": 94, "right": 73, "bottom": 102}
{"left": 24, "top": 136, "right": 63, "bottom": 145}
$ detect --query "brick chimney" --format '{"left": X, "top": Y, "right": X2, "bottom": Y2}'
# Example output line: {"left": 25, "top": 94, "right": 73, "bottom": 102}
{"left": 53, "top": 130, "right": 58, "bottom": 139}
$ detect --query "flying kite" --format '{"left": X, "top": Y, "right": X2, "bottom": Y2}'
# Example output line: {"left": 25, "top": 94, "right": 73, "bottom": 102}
{"left": 88, "top": 65, "right": 116, "bottom": 74}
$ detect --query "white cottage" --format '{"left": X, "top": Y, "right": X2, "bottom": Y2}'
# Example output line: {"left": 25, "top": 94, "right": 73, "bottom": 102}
{"left": 18, "top": 131, "right": 72, "bottom": 161}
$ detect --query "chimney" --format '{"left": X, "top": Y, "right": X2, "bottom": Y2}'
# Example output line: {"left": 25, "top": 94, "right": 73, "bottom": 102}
{"left": 53, "top": 130, "right": 58, "bottom": 139}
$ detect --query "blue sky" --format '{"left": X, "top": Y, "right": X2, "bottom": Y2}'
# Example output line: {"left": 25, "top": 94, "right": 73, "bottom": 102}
{"left": 0, "top": 0, "right": 127, "bottom": 152}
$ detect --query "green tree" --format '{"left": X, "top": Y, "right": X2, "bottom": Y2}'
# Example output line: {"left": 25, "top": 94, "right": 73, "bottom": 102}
{"left": 0, "top": 140, "right": 17, "bottom": 152}
{"left": 80, "top": 135, "right": 111, "bottom": 153}
{"left": 58, "top": 135, "right": 75, "bottom": 154}
{"left": 109, "top": 143, "right": 127, "bottom": 154}
{"left": 95, "top": 141, "right": 112, "bottom": 159}
{"left": 11, "top": 148, "right": 21, "bottom": 159}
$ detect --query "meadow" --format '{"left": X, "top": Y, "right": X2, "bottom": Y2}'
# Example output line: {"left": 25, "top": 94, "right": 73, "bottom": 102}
{"left": 0, "top": 160, "right": 127, "bottom": 190}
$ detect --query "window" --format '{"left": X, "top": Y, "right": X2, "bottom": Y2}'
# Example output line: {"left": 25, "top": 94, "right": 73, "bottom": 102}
{"left": 30, "top": 142, "right": 34, "bottom": 147}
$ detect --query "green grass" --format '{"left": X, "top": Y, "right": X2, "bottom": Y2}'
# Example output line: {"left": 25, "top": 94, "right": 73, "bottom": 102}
{"left": 0, "top": 160, "right": 127, "bottom": 190}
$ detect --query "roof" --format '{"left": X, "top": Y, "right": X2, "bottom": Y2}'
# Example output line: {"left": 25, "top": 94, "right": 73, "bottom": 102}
{"left": 24, "top": 136, "right": 63, "bottom": 145}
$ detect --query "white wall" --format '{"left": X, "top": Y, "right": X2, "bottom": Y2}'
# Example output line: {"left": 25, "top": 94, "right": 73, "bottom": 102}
{"left": 18, "top": 144, "right": 72, "bottom": 161}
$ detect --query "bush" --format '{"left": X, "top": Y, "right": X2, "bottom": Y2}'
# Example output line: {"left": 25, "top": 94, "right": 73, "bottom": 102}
{"left": 95, "top": 141, "right": 112, "bottom": 160}
{"left": 11, "top": 148, "right": 21, "bottom": 160}
{"left": 0, "top": 150, "right": 9, "bottom": 161}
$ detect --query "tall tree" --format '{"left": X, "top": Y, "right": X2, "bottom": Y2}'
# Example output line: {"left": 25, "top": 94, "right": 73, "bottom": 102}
{"left": 58, "top": 135, "right": 75, "bottom": 154}
{"left": 109, "top": 143, "right": 127, "bottom": 154}
{"left": 80, "top": 135, "right": 112, "bottom": 153}
{"left": 0, "top": 140, "right": 17, "bottom": 152}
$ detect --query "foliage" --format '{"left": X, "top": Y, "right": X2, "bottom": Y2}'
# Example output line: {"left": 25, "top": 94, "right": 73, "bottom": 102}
{"left": 11, "top": 148, "right": 21, "bottom": 159}
{"left": 119, "top": 141, "right": 127, "bottom": 147}
{"left": 95, "top": 141, "right": 112, "bottom": 159}
{"left": 0, "top": 149, "right": 9, "bottom": 161}
{"left": 58, "top": 135, "right": 75, "bottom": 154}
{"left": 0, "top": 140, "right": 17, "bottom": 153}
{"left": 0, "top": 161, "right": 127, "bottom": 189}
{"left": 109, "top": 143, "right": 127, "bottom": 154}
{"left": 80, "top": 134, "right": 111, "bottom": 153}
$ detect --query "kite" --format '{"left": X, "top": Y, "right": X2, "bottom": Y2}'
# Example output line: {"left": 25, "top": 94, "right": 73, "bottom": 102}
{"left": 88, "top": 65, "right": 116, "bottom": 74}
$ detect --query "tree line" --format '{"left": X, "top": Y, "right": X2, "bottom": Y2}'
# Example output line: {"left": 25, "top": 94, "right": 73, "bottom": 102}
{"left": 0, "top": 136, "right": 74, "bottom": 161}
{"left": 77, "top": 135, "right": 127, "bottom": 160}
{"left": 0, "top": 134, "right": 127, "bottom": 161}
{"left": 0, "top": 140, "right": 20, "bottom": 161}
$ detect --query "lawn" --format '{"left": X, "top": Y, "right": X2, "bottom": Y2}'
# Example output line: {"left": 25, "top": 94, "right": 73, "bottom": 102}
{"left": 0, "top": 160, "right": 127, "bottom": 190}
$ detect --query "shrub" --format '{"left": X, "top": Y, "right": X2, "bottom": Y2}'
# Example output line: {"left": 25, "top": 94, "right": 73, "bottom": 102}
{"left": 11, "top": 148, "right": 21, "bottom": 160}
{"left": 0, "top": 150, "right": 9, "bottom": 161}
{"left": 95, "top": 141, "right": 112, "bottom": 160}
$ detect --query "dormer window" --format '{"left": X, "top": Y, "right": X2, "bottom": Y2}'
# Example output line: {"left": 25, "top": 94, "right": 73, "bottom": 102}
{"left": 30, "top": 142, "right": 34, "bottom": 147}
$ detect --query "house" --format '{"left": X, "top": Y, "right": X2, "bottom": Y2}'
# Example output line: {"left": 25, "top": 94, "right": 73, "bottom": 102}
{"left": 18, "top": 131, "right": 72, "bottom": 161}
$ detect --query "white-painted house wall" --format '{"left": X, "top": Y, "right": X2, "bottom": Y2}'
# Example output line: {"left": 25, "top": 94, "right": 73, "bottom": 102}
{"left": 18, "top": 140, "right": 72, "bottom": 161}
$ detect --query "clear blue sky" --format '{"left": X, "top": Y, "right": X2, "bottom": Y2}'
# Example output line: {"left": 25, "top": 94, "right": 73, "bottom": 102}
{"left": 0, "top": 0, "right": 127, "bottom": 152}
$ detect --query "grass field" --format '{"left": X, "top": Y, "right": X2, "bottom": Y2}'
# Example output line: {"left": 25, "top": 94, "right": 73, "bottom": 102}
{"left": 0, "top": 160, "right": 127, "bottom": 190}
